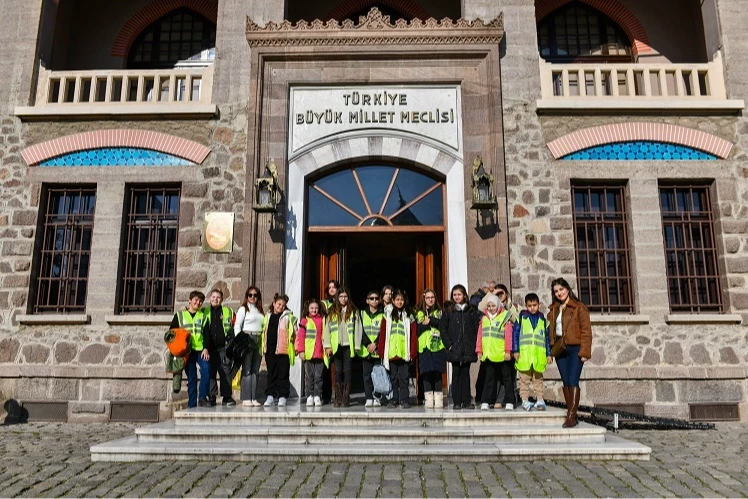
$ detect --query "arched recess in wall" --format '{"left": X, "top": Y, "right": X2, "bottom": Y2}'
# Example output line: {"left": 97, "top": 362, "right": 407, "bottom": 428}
{"left": 535, "top": 0, "right": 653, "bottom": 57}
{"left": 20, "top": 130, "right": 211, "bottom": 166}
{"left": 546, "top": 123, "right": 733, "bottom": 160}
{"left": 326, "top": 0, "right": 431, "bottom": 21}
{"left": 111, "top": 0, "right": 218, "bottom": 60}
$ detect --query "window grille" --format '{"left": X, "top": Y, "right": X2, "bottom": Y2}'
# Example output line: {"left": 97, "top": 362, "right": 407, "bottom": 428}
{"left": 128, "top": 8, "right": 216, "bottom": 69}
{"left": 538, "top": 1, "right": 632, "bottom": 62}
{"left": 120, "top": 186, "right": 180, "bottom": 313}
{"left": 34, "top": 187, "right": 96, "bottom": 313}
{"left": 659, "top": 184, "right": 722, "bottom": 313}
{"left": 572, "top": 184, "right": 634, "bottom": 313}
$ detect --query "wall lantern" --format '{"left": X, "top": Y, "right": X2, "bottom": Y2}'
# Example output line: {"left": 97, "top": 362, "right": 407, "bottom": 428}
{"left": 253, "top": 159, "right": 281, "bottom": 213}
{"left": 470, "top": 156, "right": 497, "bottom": 209}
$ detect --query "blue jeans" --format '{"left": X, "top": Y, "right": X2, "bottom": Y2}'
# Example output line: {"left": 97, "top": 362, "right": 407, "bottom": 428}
{"left": 556, "top": 344, "right": 584, "bottom": 387}
{"left": 185, "top": 350, "right": 211, "bottom": 407}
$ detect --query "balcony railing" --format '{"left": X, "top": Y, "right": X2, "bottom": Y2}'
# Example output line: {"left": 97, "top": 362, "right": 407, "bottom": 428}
{"left": 537, "top": 53, "right": 744, "bottom": 113}
{"left": 15, "top": 65, "right": 216, "bottom": 119}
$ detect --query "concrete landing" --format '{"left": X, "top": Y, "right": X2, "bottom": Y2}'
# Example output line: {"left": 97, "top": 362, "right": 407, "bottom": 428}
{"left": 91, "top": 402, "right": 651, "bottom": 462}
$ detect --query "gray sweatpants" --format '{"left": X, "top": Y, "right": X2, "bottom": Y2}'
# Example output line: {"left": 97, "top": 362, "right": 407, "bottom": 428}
{"left": 304, "top": 359, "right": 324, "bottom": 397}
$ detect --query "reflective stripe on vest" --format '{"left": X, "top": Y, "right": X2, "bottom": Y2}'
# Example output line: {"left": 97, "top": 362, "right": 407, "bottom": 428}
{"left": 416, "top": 309, "right": 444, "bottom": 353}
{"left": 359, "top": 312, "right": 382, "bottom": 358}
{"left": 480, "top": 310, "right": 509, "bottom": 362}
{"left": 515, "top": 315, "right": 548, "bottom": 373}
{"left": 388, "top": 319, "right": 407, "bottom": 360}
{"left": 178, "top": 310, "right": 205, "bottom": 351}
{"left": 328, "top": 313, "right": 356, "bottom": 356}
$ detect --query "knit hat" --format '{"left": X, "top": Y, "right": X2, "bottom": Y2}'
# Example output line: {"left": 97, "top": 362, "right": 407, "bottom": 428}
{"left": 478, "top": 293, "right": 502, "bottom": 313}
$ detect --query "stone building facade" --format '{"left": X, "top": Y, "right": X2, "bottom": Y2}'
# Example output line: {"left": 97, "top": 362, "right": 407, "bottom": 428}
{"left": 0, "top": 0, "right": 746, "bottom": 422}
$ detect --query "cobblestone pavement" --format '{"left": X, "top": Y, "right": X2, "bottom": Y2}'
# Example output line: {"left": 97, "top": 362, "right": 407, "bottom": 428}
{"left": 0, "top": 422, "right": 746, "bottom": 498}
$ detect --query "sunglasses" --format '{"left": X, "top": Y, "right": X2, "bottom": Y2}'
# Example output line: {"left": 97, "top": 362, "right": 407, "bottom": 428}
{"left": 367, "top": 296, "right": 380, "bottom": 300}
{"left": 247, "top": 293, "right": 259, "bottom": 298}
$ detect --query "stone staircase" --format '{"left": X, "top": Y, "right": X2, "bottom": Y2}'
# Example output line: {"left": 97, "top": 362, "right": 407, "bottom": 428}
{"left": 91, "top": 402, "right": 650, "bottom": 462}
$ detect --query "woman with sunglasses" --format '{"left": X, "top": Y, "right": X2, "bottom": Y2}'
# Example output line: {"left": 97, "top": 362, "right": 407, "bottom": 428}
{"left": 415, "top": 289, "right": 445, "bottom": 409}
{"left": 235, "top": 286, "right": 264, "bottom": 407}
{"left": 359, "top": 290, "right": 384, "bottom": 407}
{"left": 548, "top": 277, "right": 592, "bottom": 428}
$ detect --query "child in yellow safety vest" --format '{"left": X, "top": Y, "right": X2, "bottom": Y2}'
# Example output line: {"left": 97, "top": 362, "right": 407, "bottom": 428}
{"left": 415, "top": 289, "right": 445, "bottom": 409}
{"left": 512, "top": 293, "right": 553, "bottom": 411}
{"left": 475, "top": 294, "right": 515, "bottom": 411}
{"left": 377, "top": 290, "right": 418, "bottom": 409}
{"left": 296, "top": 299, "right": 326, "bottom": 407}
{"left": 169, "top": 290, "right": 208, "bottom": 408}
{"left": 323, "top": 287, "right": 361, "bottom": 408}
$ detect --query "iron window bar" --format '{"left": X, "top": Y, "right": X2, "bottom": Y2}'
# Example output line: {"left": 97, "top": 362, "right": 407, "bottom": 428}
{"left": 659, "top": 183, "right": 723, "bottom": 313}
{"left": 34, "top": 187, "right": 96, "bottom": 313}
{"left": 571, "top": 184, "right": 634, "bottom": 313}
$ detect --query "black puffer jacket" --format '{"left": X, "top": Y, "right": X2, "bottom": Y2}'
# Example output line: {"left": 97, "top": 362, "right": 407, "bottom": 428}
{"left": 439, "top": 305, "right": 481, "bottom": 364}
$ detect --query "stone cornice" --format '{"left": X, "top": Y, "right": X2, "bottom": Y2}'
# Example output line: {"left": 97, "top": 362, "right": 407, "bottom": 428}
{"left": 246, "top": 7, "right": 504, "bottom": 48}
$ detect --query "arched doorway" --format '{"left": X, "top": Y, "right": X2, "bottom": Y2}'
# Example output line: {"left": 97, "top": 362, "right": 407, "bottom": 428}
{"left": 304, "top": 164, "right": 446, "bottom": 308}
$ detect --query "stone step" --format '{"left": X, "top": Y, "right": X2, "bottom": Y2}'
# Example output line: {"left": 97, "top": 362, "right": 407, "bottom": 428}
{"left": 91, "top": 435, "right": 651, "bottom": 462}
{"left": 136, "top": 421, "right": 607, "bottom": 445}
{"left": 173, "top": 404, "right": 568, "bottom": 427}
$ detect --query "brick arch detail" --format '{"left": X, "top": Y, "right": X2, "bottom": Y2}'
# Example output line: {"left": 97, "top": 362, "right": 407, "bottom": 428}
{"left": 326, "top": 0, "right": 431, "bottom": 21}
{"left": 535, "top": 0, "right": 653, "bottom": 57}
{"left": 21, "top": 130, "right": 211, "bottom": 166}
{"left": 111, "top": 0, "right": 218, "bottom": 59}
{"left": 547, "top": 123, "right": 733, "bottom": 159}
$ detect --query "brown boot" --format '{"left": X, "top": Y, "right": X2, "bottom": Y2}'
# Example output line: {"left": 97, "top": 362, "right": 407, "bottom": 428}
{"left": 342, "top": 383, "right": 351, "bottom": 407}
{"left": 333, "top": 383, "right": 342, "bottom": 408}
{"left": 563, "top": 386, "right": 580, "bottom": 428}
{"left": 561, "top": 386, "right": 571, "bottom": 427}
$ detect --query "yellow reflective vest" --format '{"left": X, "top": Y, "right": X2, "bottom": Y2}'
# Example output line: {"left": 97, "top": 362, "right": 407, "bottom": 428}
{"left": 327, "top": 311, "right": 356, "bottom": 356}
{"left": 515, "top": 315, "right": 548, "bottom": 373}
{"left": 479, "top": 310, "right": 510, "bottom": 362}
{"left": 177, "top": 309, "right": 206, "bottom": 351}
{"left": 261, "top": 310, "right": 297, "bottom": 367}
{"left": 416, "top": 309, "right": 444, "bottom": 353}
{"left": 303, "top": 317, "right": 329, "bottom": 367}
{"left": 359, "top": 310, "right": 383, "bottom": 358}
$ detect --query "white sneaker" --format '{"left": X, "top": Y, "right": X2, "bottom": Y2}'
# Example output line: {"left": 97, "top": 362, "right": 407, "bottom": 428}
{"left": 365, "top": 399, "right": 373, "bottom": 407}
{"left": 242, "top": 399, "right": 255, "bottom": 407}
{"left": 480, "top": 403, "right": 490, "bottom": 411}
{"left": 522, "top": 400, "right": 534, "bottom": 411}
{"left": 314, "top": 396, "right": 323, "bottom": 407}
{"left": 278, "top": 397, "right": 287, "bottom": 407}
{"left": 306, "top": 395, "right": 314, "bottom": 406}
{"left": 505, "top": 403, "right": 515, "bottom": 411}
{"left": 251, "top": 400, "right": 261, "bottom": 407}
{"left": 264, "top": 396, "right": 275, "bottom": 407}
{"left": 373, "top": 399, "right": 381, "bottom": 407}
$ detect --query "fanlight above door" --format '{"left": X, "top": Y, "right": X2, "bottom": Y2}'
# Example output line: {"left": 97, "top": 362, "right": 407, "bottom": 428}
{"left": 307, "top": 165, "right": 445, "bottom": 230}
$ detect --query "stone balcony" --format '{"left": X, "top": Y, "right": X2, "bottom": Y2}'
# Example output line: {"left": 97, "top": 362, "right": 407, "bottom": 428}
{"left": 15, "top": 65, "right": 217, "bottom": 120}
{"left": 537, "top": 53, "right": 744, "bottom": 114}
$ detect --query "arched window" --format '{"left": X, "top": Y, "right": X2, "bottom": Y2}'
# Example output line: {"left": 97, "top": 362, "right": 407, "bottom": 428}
{"left": 128, "top": 8, "right": 216, "bottom": 69}
{"left": 307, "top": 165, "right": 444, "bottom": 229}
{"left": 538, "top": 1, "right": 632, "bottom": 62}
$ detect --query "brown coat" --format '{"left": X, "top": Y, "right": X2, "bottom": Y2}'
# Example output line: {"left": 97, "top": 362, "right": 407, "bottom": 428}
{"left": 548, "top": 298, "right": 592, "bottom": 359}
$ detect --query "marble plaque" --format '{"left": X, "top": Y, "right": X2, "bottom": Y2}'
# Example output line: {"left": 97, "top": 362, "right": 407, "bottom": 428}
{"left": 289, "top": 86, "right": 461, "bottom": 157}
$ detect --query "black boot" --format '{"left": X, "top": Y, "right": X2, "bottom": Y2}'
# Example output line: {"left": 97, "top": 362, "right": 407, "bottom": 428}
{"left": 342, "top": 383, "right": 351, "bottom": 407}
{"left": 333, "top": 383, "right": 342, "bottom": 408}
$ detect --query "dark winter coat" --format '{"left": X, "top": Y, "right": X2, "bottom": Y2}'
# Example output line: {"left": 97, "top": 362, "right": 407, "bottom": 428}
{"left": 439, "top": 305, "right": 481, "bottom": 364}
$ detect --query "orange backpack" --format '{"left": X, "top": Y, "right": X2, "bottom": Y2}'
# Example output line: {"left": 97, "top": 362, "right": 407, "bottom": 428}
{"left": 164, "top": 328, "right": 191, "bottom": 357}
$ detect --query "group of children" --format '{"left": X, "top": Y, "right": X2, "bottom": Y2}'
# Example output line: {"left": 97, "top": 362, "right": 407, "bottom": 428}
{"left": 173, "top": 281, "right": 554, "bottom": 411}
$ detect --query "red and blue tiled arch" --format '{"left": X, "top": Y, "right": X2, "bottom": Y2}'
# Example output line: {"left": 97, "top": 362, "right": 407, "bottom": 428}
{"left": 21, "top": 130, "right": 210, "bottom": 167}
{"left": 547, "top": 123, "right": 733, "bottom": 160}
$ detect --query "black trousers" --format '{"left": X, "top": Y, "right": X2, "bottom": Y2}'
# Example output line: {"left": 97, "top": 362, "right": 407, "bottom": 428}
{"left": 362, "top": 357, "right": 378, "bottom": 399}
{"left": 389, "top": 359, "right": 409, "bottom": 403}
{"left": 332, "top": 347, "right": 352, "bottom": 384}
{"left": 451, "top": 362, "right": 472, "bottom": 405}
{"left": 209, "top": 347, "right": 232, "bottom": 400}
{"left": 481, "top": 360, "right": 515, "bottom": 406}
{"left": 422, "top": 371, "right": 442, "bottom": 392}
{"left": 265, "top": 352, "right": 290, "bottom": 399}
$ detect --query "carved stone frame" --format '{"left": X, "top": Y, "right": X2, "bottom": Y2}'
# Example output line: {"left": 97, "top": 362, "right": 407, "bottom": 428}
{"left": 242, "top": 7, "right": 508, "bottom": 325}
